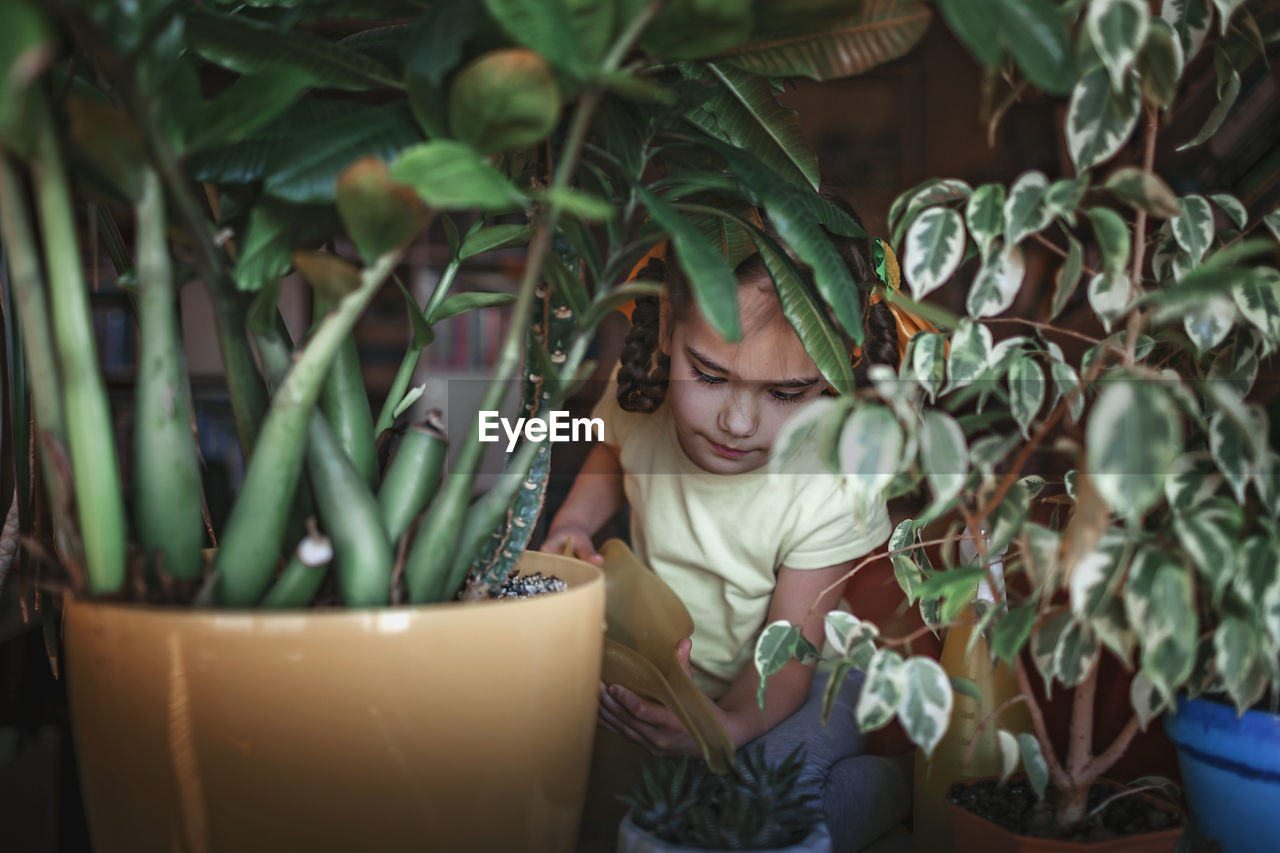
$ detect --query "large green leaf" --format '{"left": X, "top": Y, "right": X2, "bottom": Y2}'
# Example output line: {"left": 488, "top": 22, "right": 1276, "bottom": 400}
{"left": 1004, "top": 170, "right": 1053, "bottom": 246}
{"left": 965, "top": 183, "right": 1005, "bottom": 260}
{"left": 712, "top": 0, "right": 932, "bottom": 80}
{"left": 1137, "top": 18, "right": 1185, "bottom": 109}
{"left": 855, "top": 648, "right": 906, "bottom": 731}
{"left": 995, "top": 0, "right": 1075, "bottom": 95}
{"left": 753, "top": 231, "right": 855, "bottom": 394}
{"left": 1172, "top": 194, "right": 1214, "bottom": 263}
{"left": 684, "top": 63, "right": 820, "bottom": 190}
{"left": 189, "top": 68, "right": 313, "bottom": 152}
{"left": 897, "top": 657, "right": 952, "bottom": 757}
{"left": 1162, "top": 0, "right": 1211, "bottom": 59}
{"left": 392, "top": 140, "right": 526, "bottom": 209}
{"left": 966, "top": 245, "right": 1025, "bottom": 318}
{"left": 482, "top": 0, "right": 580, "bottom": 73}
{"left": 911, "top": 332, "right": 946, "bottom": 401}
{"left": 233, "top": 199, "right": 333, "bottom": 292}
{"left": 186, "top": 9, "right": 401, "bottom": 90}
{"left": 1087, "top": 377, "right": 1182, "bottom": 517}
{"left": 1067, "top": 66, "right": 1141, "bottom": 172}
{"left": 936, "top": 0, "right": 1002, "bottom": 66}
{"left": 945, "top": 319, "right": 993, "bottom": 393}
{"left": 641, "top": 0, "right": 755, "bottom": 60}
{"left": 0, "top": 1, "right": 53, "bottom": 146}
{"left": 637, "top": 186, "right": 741, "bottom": 341}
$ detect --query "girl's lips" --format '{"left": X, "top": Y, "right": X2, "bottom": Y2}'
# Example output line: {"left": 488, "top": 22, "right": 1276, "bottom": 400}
{"left": 708, "top": 439, "right": 748, "bottom": 459}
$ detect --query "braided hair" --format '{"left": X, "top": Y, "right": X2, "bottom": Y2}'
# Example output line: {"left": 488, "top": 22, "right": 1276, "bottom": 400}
{"left": 616, "top": 201, "right": 898, "bottom": 412}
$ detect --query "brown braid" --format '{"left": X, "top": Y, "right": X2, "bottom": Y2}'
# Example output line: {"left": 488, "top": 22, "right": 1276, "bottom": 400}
{"left": 617, "top": 258, "right": 674, "bottom": 412}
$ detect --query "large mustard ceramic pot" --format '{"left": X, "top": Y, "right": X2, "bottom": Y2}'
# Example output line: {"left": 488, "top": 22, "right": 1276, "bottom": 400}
{"left": 63, "top": 552, "right": 604, "bottom": 853}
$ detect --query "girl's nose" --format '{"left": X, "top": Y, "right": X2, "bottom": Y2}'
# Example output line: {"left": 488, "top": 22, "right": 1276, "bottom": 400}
{"left": 718, "top": 389, "right": 757, "bottom": 438}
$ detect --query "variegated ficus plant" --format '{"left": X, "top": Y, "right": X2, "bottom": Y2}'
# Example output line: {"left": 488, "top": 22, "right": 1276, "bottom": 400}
{"left": 756, "top": 0, "right": 1280, "bottom": 834}
{"left": 0, "top": 1, "right": 931, "bottom": 617}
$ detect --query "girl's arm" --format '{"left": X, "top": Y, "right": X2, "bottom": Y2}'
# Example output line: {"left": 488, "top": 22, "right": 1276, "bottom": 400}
{"left": 600, "top": 559, "right": 853, "bottom": 751}
{"left": 540, "top": 442, "right": 626, "bottom": 563}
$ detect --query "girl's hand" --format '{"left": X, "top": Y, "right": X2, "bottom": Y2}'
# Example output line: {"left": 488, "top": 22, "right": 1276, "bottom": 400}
{"left": 540, "top": 525, "right": 603, "bottom": 564}
{"left": 598, "top": 639, "right": 719, "bottom": 756}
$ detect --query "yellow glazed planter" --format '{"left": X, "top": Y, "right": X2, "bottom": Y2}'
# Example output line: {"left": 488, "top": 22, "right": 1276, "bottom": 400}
{"left": 63, "top": 551, "right": 604, "bottom": 853}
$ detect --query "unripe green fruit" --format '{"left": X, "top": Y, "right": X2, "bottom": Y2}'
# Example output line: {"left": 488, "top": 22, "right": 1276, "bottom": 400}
{"left": 449, "top": 49, "right": 560, "bottom": 155}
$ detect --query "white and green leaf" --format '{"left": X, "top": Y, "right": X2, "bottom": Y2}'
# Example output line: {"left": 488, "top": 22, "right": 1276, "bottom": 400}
{"left": 1183, "top": 294, "right": 1235, "bottom": 354}
{"left": 1086, "top": 0, "right": 1148, "bottom": 92}
{"left": 1209, "top": 193, "right": 1248, "bottom": 229}
{"left": 1018, "top": 733, "right": 1050, "bottom": 799}
{"left": 1049, "top": 360, "right": 1084, "bottom": 422}
{"left": 1087, "top": 378, "right": 1182, "bottom": 517}
{"left": 1088, "top": 206, "right": 1132, "bottom": 273}
{"left": 1003, "top": 170, "right": 1053, "bottom": 246}
{"left": 1008, "top": 356, "right": 1045, "bottom": 438}
{"left": 904, "top": 206, "right": 966, "bottom": 299}
{"left": 1172, "top": 194, "right": 1214, "bottom": 262}
{"left": 911, "top": 332, "right": 947, "bottom": 401}
{"left": 839, "top": 404, "right": 904, "bottom": 498}
{"left": 1044, "top": 176, "right": 1089, "bottom": 227}
{"left": 1232, "top": 267, "right": 1280, "bottom": 341}
{"left": 897, "top": 656, "right": 953, "bottom": 758}
{"left": 1067, "top": 66, "right": 1142, "bottom": 172}
{"left": 966, "top": 244, "right": 1025, "bottom": 318}
{"left": 1104, "top": 167, "right": 1182, "bottom": 218}
{"left": 946, "top": 319, "right": 993, "bottom": 393}
{"left": 855, "top": 648, "right": 907, "bottom": 732}
{"left": 1137, "top": 17, "right": 1185, "bottom": 109}
{"left": 966, "top": 182, "right": 1005, "bottom": 260}
{"left": 920, "top": 410, "right": 968, "bottom": 509}
{"left": 1050, "top": 235, "right": 1084, "bottom": 321}
{"left": 1161, "top": 0, "right": 1211, "bottom": 59}
{"left": 1087, "top": 271, "right": 1132, "bottom": 332}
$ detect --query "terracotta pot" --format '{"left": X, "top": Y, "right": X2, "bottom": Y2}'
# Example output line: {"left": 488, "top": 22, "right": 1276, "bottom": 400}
{"left": 64, "top": 552, "right": 604, "bottom": 853}
{"left": 946, "top": 784, "right": 1182, "bottom": 853}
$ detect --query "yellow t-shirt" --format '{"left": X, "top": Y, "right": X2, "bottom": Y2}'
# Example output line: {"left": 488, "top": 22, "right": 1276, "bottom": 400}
{"left": 592, "top": 387, "right": 891, "bottom": 697}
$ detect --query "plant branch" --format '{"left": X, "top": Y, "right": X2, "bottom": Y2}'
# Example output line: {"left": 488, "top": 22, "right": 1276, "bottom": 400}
{"left": 1032, "top": 233, "right": 1099, "bottom": 279}
{"left": 982, "top": 318, "right": 1102, "bottom": 347}
{"left": 1123, "top": 102, "right": 1159, "bottom": 366}
{"left": 962, "top": 693, "right": 1031, "bottom": 771}
{"left": 1066, "top": 658, "right": 1099, "bottom": 777}
{"left": 1014, "top": 657, "right": 1072, "bottom": 792}
{"left": 1082, "top": 713, "right": 1144, "bottom": 782}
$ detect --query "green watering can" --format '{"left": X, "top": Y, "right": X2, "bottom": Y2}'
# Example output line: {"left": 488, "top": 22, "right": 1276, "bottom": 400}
{"left": 596, "top": 539, "right": 735, "bottom": 773}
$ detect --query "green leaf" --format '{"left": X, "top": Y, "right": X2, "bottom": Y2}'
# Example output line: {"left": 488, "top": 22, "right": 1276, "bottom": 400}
{"left": 1233, "top": 268, "right": 1280, "bottom": 341}
{"left": 1214, "top": 617, "right": 1263, "bottom": 713}
{"left": 1003, "top": 171, "right": 1053, "bottom": 246}
{"left": 459, "top": 224, "right": 533, "bottom": 260}
{"left": 838, "top": 404, "right": 903, "bottom": 497}
{"left": 967, "top": 245, "right": 1025, "bottom": 318}
{"left": 481, "top": 0, "right": 582, "bottom": 74}
{"left": 1087, "top": 378, "right": 1182, "bottom": 517}
{"left": 403, "top": 0, "right": 481, "bottom": 88}
{"left": 187, "top": 9, "right": 401, "bottom": 90}
{"left": 904, "top": 207, "right": 965, "bottom": 299}
{"left": 1265, "top": 208, "right": 1280, "bottom": 244}
{"left": 1183, "top": 295, "right": 1235, "bottom": 354}
{"left": 0, "top": 0, "right": 52, "bottom": 146}
{"left": 919, "top": 410, "right": 967, "bottom": 510}
{"left": 1086, "top": 0, "right": 1148, "bottom": 92}
{"left": 713, "top": 0, "right": 933, "bottom": 80}
{"left": 1017, "top": 733, "right": 1049, "bottom": 799}
{"left": 233, "top": 200, "right": 332, "bottom": 292}
{"left": 392, "top": 140, "right": 526, "bottom": 210}
{"left": 1103, "top": 167, "right": 1182, "bottom": 218}
{"left": 1162, "top": 0, "right": 1211, "bottom": 59}
{"left": 1067, "top": 67, "right": 1142, "bottom": 173}
{"left": 1088, "top": 207, "right": 1132, "bottom": 274}
{"left": 970, "top": 432, "right": 1020, "bottom": 474}
{"left": 1174, "top": 509, "right": 1239, "bottom": 602}
{"left": 449, "top": 49, "right": 561, "bottom": 154}
{"left": 1008, "top": 357, "right": 1045, "bottom": 438}
{"left": 1209, "top": 193, "right": 1248, "bottom": 229}
{"left": 755, "top": 232, "right": 855, "bottom": 394}
{"left": 754, "top": 622, "right": 799, "bottom": 706}
{"left": 697, "top": 63, "right": 820, "bottom": 190}
{"left": 946, "top": 319, "right": 993, "bottom": 393}
{"left": 911, "top": 332, "right": 947, "bottom": 401}
{"left": 189, "top": 68, "right": 313, "bottom": 152}
{"left": 1212, "top": 0, "right": 1248, "bottom": 35}
{"left": 427, "top": 291, "right": 517, "bottom": 324}
{"left": 893, "top": 554, "right": 923, "bottom": 604}
{"left": 965, "top": 182, "right": 1005, "bottom": 260}
{"left": 531, "top": 187, "right": 613, "bottom": 222}
{"left": 824, "top": 611, "right": 879, "bottom": 657}
{"left": 995, "top": 0, "right": 1075, "bottom": 95}
{"left": 996, "top": 730, "right": 1021, "bottom": 784}
{"left": 1172, "top": 194, "right": 1214, "bottom": 263}
{"left": 855, "top": 648, "right": 907, "bottom": 731}
{"left": 641, "top": 0, "right": 754, "bottom": 61}
{"left": 1050, "top": 235, "right": 1084, "bottom": 321}
{"left": 1137, "top": 18, "right": 1185, "bottom": 109}
{"left": 1056, "top": 618, "right": 1101, "bottom": 687}
{"left": 897, "top": 657, "right": 953, "bottom": 757}
{"left": 1087, "top": 271, "right": 1131, "bottom": 332}
{"left": 1177, "top": 48, "right": 1241, "bottom": 151}
{"left": 890, "top": 179, "right": 971, "bottom": 248}
{"left": 262, "top": 103, "right": 424, "bottom": 204}
{"left": 937, "top": 0, "right": 1002, "bottom": 66}
{"left": 637, "top": 186, "right": 741, "bottom": 341}
{"left": 1049, "top": 360, "right": 1084, "bottom": 423}
{"left": 1044, "top": 176, "right": 1089, "bottom": 227}
{"left": 1208, "top": 408, "right": 1253, "bottom": 502}
{"left": 991, "top": 603, "right": 1039, "bottom": 664}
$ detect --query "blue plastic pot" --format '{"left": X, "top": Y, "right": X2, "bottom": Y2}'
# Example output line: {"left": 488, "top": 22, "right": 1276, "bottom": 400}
{"left": 1164, "top": 696, "right": 1280, "bottom": 853}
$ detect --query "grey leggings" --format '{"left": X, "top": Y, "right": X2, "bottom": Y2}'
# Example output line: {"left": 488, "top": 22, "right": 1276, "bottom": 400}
{"left": 742, "top": 670, "right": 913, "bottom": 853}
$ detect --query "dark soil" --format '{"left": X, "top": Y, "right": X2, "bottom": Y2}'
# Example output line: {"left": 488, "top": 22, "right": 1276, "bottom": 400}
{"left": 946, "top": 779, "right": 1182, "bottom": 843}
{"left": 490, "top": 571, "right": 566, "bottom": 599}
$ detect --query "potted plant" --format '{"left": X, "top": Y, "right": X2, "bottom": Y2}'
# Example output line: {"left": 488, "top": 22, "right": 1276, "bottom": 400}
{"left": 618, "top": 746, "right": 831, "bottom": 853}
{"left": 755, "top": 0, "right": 1280, "bottom": 850}
{"left": 0, "top": 1, "right": 932, "bottom": 849}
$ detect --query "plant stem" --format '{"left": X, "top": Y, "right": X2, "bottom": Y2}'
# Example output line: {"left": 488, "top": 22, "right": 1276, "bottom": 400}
{"left": 1032, "top": 233, "right": 1099, "bottom": 279}
{"left": 1013, "top": 657, "right": 1071, "bottom": 793}
{"left": 30, "top": 97, "right": 126, "bottom": 595}
{"left": 1123, "top": 102, "right": 1159, "bottom": 366}
{"left": 1066, "top": 658, "right": 1099, "bottom": 778}
{"left": 1082, "top": 713, "right": 1143, "bottom": 780}
{"left": 982, "top": 318, "right": 1102, "bottom": 346}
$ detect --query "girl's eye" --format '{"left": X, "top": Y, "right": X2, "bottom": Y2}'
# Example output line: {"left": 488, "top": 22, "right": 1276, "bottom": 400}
{"left": 769, "top": 389, "right": 807, "bottom": 405}
{"left": 691, "top": 367, "right": 724, "bottom": 386}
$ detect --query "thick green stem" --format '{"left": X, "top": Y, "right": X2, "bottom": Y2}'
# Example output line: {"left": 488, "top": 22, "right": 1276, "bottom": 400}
{"left": 133, "top": 168, "right": 204, "bottom": 581}
{"left": 214, "top": 251, "right": 401, "bottom": 606}
{"left": 30, "top": 100, "right": 126, "bottom": 595}
{"left": 315, "top": 296, "right": 378, "bottom": 488}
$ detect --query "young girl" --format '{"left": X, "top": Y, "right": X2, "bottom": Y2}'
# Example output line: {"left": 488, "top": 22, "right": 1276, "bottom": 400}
{"left": 542, "top": 220, "right": 912, "bottom": 851}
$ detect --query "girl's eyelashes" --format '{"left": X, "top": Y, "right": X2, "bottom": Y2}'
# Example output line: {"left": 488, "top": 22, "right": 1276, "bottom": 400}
{"left": 690, "top": 367, "right": 724, "bottom": 386}
{"left": 769, "top": 389, "right": 807, "bottom": 405}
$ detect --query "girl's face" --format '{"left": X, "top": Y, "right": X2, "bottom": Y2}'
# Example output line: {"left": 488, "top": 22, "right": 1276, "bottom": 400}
{"left": 661, "top": 284, "right": 824, "bottom": 475}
